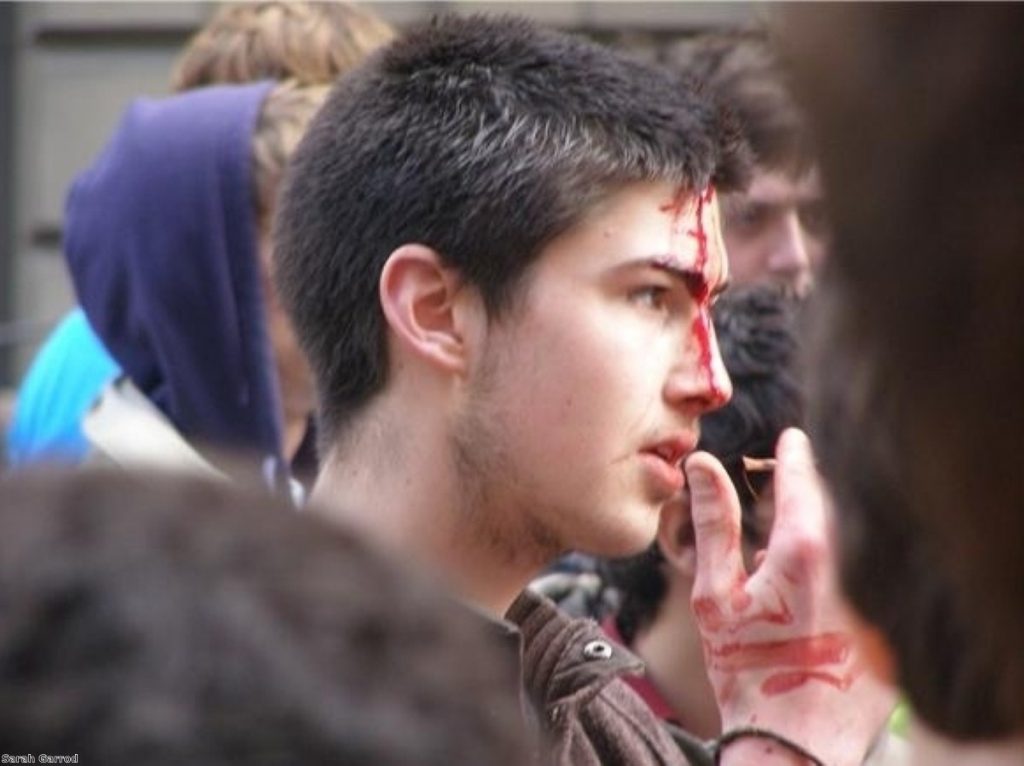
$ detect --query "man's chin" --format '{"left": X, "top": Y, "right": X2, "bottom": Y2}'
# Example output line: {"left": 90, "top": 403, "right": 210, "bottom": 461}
{"left": 585, "top": 510, "right": 661, "bottom": 558}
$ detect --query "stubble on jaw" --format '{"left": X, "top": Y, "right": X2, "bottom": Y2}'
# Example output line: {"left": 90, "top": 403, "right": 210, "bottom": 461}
{"left": 449, "top": 345, "right": 566, "bottom": 569}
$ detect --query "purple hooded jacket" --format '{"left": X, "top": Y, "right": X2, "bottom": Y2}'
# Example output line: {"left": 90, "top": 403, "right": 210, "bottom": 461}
{"left": 63, "top": 82, "right": 292, "bottom": 478}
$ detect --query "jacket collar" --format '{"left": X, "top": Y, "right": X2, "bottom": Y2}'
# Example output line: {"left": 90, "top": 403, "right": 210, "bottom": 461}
{"left": 507, "top": 588, "right": 645, "bottom": 709}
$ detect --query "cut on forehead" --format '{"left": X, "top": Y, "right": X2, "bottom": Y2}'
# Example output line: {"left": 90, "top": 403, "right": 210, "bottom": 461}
{"left": 571, "top": 180, "right": 731, "bottom": 292}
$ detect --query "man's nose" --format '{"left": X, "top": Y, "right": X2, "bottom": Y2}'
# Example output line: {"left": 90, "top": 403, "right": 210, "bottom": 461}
{"left": 703, "top": 322, "right": 733, "bottom": 411}
{"left": 664, "top": 313, "right": 733, "bottom": 415}
{"left": 769, "top": 214, "right": 813, "bottom": 293}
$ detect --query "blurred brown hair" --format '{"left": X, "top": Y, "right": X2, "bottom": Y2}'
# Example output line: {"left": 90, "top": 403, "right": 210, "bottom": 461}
{"left": 661, "top": 26, "right": 813, "bottom": 177}
{"left": 783, "top": 5, "right": 1024, "bottom": 733}
{"left": 171, "top": 1, "right": 394, "bottom": 91}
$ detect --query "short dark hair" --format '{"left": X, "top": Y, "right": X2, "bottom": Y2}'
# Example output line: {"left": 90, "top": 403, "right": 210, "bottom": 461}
{"left": 0, "top": 470, "right": 528, "bottom": 764}
{"left": 274, "top": 14, "right": 749, "bottom": 443}
{"left": 660, "top": 26, "right": 813, "bottom": 177}
{"left": 605, "top": 285, "right": 803, "bottom": 643}
{"left": 784, "top": 4, "right": 1024, "bottom": 735}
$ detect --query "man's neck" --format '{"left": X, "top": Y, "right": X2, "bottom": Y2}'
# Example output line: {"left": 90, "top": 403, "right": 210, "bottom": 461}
{"left": 310, "top": 401, "right": 543, "bottom": 617}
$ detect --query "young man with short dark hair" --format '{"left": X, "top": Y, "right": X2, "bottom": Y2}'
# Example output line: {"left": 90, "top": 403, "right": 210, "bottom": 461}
{"left": 276, "top": 15, "right": 893, "bottom": 765}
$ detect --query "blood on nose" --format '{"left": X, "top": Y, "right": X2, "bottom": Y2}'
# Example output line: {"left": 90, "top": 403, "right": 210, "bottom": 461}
{"left": 691, "top": 189, "right": 729, "bottom": 407}
{"left": 691, "top": 307, "right": 729, "bottom": 408}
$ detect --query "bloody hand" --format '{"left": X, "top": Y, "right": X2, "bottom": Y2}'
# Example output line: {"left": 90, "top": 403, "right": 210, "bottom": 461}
{"left": 686, "top": 428, "right": 895, "bottom": 766}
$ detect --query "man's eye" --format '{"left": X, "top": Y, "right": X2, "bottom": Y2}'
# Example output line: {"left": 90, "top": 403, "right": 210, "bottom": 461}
{"left": 799, "top": 201, "right": 830, "bottom": 238}
{"left": 629, "top": 286, "right": 670, "bottom": 310}
{"left": 724, "top": 203, "right": 767, "bottom": 231}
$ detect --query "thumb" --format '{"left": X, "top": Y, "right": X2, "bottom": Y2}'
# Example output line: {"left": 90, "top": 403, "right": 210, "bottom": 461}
{"left": 686, "top": 451, "right": 746, "bottom": 599}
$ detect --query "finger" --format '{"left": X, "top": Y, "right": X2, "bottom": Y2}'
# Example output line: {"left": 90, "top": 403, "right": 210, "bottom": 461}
{"left": 685, "top": 451, "right": 746, "bottom": 599}
{"left": 765, "top": 428, "right": 830, "bottom": 576}
{"left": 772, "top": 428, "right": 827, "bottom": 537}
{"left": 752, "top": 548, "right": 768, "bottom": 572}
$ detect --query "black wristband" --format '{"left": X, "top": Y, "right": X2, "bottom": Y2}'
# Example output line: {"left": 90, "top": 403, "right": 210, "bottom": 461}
{"left": 711, "top": 726, "right": 825, "bottom": 766}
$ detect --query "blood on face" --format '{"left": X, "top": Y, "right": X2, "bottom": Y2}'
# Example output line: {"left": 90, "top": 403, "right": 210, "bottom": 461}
{"left": 657, "top": 186, "right": 726, "bottom": 403}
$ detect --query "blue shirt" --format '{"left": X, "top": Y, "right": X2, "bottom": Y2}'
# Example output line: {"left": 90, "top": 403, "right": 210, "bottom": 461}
{"left": 6, "top": 309, "right": 119, "bottom": 465}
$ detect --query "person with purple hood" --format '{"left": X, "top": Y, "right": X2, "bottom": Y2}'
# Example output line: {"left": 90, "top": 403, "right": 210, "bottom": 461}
{"left": 62, "top": 80, "right": 327, "bottom": 493}
{"left": 4, "top": 1, "right": 393, "bottom": 471}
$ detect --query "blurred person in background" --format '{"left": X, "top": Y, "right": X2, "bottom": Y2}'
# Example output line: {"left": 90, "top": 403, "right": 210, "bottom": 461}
{"left": 662, "top": 27, "right": 826, "bottom": 297}
{"left": 60, "top": 80, "right": 327, "bottom": 495}
{"left": 6, "top": 1, "right": 393, "bottom": 474}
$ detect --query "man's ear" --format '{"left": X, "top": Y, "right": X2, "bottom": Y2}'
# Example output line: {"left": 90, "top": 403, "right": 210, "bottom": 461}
{"left": 656, "top": 495, "right": 698, "bottom": 580}
{"left": 379, "top": 244, "right": 475, "bottom": 376}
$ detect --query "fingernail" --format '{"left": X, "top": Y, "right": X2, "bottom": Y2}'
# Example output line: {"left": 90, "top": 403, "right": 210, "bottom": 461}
{"left": 685, "top": 461, "right": 711, "bottom": 497}
{"left": 779, "top": 427, "right": 810, "bottom": 454}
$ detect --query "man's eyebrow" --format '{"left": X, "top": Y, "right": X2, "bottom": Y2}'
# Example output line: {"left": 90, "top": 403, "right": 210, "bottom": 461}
{"left": 640, "top": 256, "right": 728, "bottom": 299}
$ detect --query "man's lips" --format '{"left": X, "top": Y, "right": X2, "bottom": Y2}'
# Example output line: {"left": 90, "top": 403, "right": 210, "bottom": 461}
{"left": 640, "top": 436, "right": 697, "bottom": 493}
{"left": 643, "top": 436, "right": 696, "bottom": 466}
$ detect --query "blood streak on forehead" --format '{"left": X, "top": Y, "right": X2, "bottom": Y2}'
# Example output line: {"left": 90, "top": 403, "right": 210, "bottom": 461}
{"left": 657, "top": 186, "right": 723, "bottom": 299}
{"left": 659, "top": 186, "right": 727, "bottom": 405}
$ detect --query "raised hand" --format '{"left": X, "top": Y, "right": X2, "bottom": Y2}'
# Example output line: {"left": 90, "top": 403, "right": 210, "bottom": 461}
{"left": 686, "top": 428, "right": 895, "bottom": 766}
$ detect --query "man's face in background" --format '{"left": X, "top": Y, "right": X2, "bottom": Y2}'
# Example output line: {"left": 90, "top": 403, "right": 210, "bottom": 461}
{"left": 721, "top": 168, "right": 828, "bottom": 297}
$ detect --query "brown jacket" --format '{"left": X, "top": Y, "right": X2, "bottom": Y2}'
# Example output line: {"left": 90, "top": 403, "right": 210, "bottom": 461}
{"left": 507, "top": 590, "right": 709, "bottom": 766}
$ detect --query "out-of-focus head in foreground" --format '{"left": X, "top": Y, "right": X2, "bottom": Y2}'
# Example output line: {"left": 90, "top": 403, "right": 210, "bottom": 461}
{"left": 785, "top": 3, "right": 1024, "bottom": 738}
{"left": 0, "top": 470, "right": 528, "bottom": 764}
